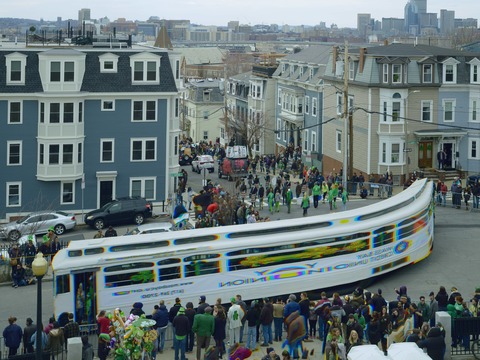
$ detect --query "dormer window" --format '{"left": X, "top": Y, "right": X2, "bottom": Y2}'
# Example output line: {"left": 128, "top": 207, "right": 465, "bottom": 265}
{"left": 392, "top": 64, "right": 402, "bottom": 83}
{"left": 99, "top": 53, "right": 119, "bottom": 73}
{"left": 5, "top": 53, "right": 27, "bottom": 85}
{"left": 468, "top": 58, "right": 480, "bottom": 84}
{"left": 130, "top": 53, "right": 161, "bottom": 84}
{"left": 309, "top": 68, "right": 314, "bottom": 80}
{"left": 50, "top": 61, "right": 74, "bottom": 82}
{"left": 442, "top": 58, "right": 459, "bottom": 84}
{"left": 299, "top": 67, "right": 304, "bottom": 78}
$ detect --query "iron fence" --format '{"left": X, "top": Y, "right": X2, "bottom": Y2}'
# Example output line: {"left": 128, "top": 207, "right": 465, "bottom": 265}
{"left": 451, "top": 316, "right": 480, "bottom": 357}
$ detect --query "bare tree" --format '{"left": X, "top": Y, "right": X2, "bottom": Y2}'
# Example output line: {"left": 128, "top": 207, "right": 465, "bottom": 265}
{"left": 223, "top": 52, "right": 255, "bottom": 78}
{"left": 451, "top": 28, "right": 480, "bottom": 49}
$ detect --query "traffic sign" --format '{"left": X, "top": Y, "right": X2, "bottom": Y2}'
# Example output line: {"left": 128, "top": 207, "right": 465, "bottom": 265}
{"left": 403, "top": 148, "right": 412, "bottom": 152}
{"left": 170, "top": 172, "right": 183, "bottom": 177}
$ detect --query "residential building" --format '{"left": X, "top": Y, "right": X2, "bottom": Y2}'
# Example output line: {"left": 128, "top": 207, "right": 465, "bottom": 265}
{"left": 0, "top": 43, "right": 182, "bottom": 222}
{"left": 322, "top": 43, "right": 480, "bottom": 184}
{"left": 183, "top": 79, "right": 224, "bottom": 144}
{"left": 273, "top": 45, "right": 331, "bottom": 169}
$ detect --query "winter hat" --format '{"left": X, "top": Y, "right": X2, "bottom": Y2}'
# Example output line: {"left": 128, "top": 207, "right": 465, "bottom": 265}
{"left": 177, "top": 307, "right": 185, "bottom": 315}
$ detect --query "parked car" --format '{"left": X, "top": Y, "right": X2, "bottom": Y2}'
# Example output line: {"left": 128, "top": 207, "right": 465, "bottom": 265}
{"left": 191, "top": 155, "right": 215, "bottom": 173}
{"left": 84, "top": 196, "right": 153, "bottom": 230}
{"left": 0, "top": 211, "right": 76, "bottom": 242}
{"left": 125, "top": 222, "right": 175, "bottom": 235}
{"left": 467, "top": 174, "right": 480, "bottom": 187}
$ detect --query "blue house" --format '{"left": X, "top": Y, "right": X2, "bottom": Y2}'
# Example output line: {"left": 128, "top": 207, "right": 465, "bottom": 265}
{"left": 0, "top": 44, "right": 181, "bottom": 222}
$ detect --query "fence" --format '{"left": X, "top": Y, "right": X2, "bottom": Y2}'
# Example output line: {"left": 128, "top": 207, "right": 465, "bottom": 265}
{"left": 451, "top": 316, "right": 480, "bottom": 357}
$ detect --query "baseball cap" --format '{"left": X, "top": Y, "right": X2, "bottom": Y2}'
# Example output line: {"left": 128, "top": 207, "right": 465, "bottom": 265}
{"left": 199, "top": 295, "right": 206, "bottom": 303}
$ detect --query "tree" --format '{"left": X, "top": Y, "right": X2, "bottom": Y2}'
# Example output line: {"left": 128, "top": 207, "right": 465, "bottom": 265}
{"left": 223, "top": 52, "right": 255, "bottom": 78}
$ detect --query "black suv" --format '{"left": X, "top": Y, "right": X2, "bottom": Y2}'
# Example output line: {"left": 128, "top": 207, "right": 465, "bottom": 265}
{"left": 84, "top": 197, "right": 153, "bottom": 230}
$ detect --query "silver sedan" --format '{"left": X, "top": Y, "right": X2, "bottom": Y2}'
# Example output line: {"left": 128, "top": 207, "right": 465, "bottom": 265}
{"left": 0, "top": 211, "right": 77, "bottom": 241}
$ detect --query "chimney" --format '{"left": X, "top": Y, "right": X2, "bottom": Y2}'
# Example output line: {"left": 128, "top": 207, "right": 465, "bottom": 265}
{"left": 359, "top": 47, "right": 366, "bottom": 73}
{"left": 384, "top": 39, "right": 389, "bottom": 46}
{"left": 332, "top": 46, "right": 338, "bottom": 74}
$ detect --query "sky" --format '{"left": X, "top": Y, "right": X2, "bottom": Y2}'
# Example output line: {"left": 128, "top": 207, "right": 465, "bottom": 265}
{"left": 5, "top": 0, "right": 480, "bottom": 28}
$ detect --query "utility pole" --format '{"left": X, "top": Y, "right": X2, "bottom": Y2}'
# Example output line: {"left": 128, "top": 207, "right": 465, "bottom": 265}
{"left": 342, "top": 42, "right": 349, "bottom": 190}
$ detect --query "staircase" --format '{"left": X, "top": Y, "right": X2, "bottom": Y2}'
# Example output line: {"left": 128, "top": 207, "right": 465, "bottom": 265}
{"left": 420, "top": 168, "right": 460, "bottom": 183}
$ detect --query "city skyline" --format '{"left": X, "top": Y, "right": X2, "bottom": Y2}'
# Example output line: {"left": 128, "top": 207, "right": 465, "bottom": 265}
{"left": 5, "top": 0, "right": 480, "bottom": 28}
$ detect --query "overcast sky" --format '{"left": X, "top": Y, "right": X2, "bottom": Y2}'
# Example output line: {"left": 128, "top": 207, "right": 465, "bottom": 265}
{"left": 6, "top": 0, "right": 480, "bottom": 28}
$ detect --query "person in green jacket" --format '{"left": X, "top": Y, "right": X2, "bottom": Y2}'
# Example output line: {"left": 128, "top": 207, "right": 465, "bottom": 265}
{"left": 321, "top": 181, "right": 329, "bottom": 204}
{"left": 329, "top": 183, "right": 339, "bottom": 211}
{"left": 312, "top": 182, "right": 321, "bottom": 208}
{"left": 286, "top": 188, "right": 293, "bottom": 214}
{"left": 341, "top": 187, "right": 349, "bottom": 211}
{"left": 192, "top": 306, "right": 215, "bottom": 360}
{"left": 267, "top": 189, "right": 275, "bottom": 214}
{"left": 301, "top": 192, "right": 310, "bottom": 217}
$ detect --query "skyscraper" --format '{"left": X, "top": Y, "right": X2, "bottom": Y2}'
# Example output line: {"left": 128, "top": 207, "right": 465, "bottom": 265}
{"left": 357, "top": 13, "right": 371, "bottom": 37}
{"left": 404, "top": 0, "right": 427, "bottom": 34}
{"left": 78, "top": 8, "right": 91, "bottom": 23}
{"left": 440, "top": 9, "right": 455, "bottom": 35}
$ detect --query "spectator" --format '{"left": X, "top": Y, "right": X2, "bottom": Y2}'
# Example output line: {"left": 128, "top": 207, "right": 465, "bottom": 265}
{"left": 227, "top": 297, "right": 244, "bottom": 345}
{"left": 23, "top": 318, "right": 36, "bottom": 353}
{"left": 12, "top": 263, "right": 27, "bottom": 288}
{"left": 184, "top": 302, "right": 196, "bottom": 354}
{"left": 417, "top": 327, "right": 446, "bottom": 360}
{"left": 435, "top": 286, "right": 449, "bottom": 311}
{"left": 81, "top": 335, "right": 94, "bottom": 360}
{"left": 245, "top": 301, "right": 260, "bottom": 351}
{"left": 260, "top": 298, "right": 274, "bottom": 347}
{"left": 173, "top": 307, "right": 190, "bottom": 360}
{"left": 3, "top": 316, "right": 23, "bottom": 357}
{"left": 152, "top": 300, "right": 169, "bottom": 354}
{"left": 46, "top": 321, "right": 64, "bottom": 359}
{"left": 63, "top": 313, "right": 80, "bottom": 342}
{"left": 104, "top": 226, "right": 117, "bottom": 237}
{"left": 97, "top": 334, "right": 110, "bottom": 360}
{"left": 24, "top": 237, "right": 37, "bottom": 268}
{"left": 192, "top": 306, "right": 215, "bottom": 360}
{"left": 212, "top": 305, "right": 227, "bottom": 359}
{"left": 197, "top": 295, "right": 209, "bottom": 314}
{"left": 273, "top": 298, "right": 285, "bottom": 342}
{"left": 93, "top": 230, "right": 104, "bottom": 239}
{"left": 169, "top": 298, "right": 183, "bottom": 324}
{"left": 429, "top": 291, "right": 439, "bottom": 327}
{"left": 96, "top": 310, "right": 111, "bottom": 335}
{"left": 345, "top": 329, "right": 361, "bottom": 354}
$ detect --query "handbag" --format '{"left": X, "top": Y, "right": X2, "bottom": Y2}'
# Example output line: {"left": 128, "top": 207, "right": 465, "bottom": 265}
{"left": 9, "top": 258, "right": 17, "bottom": 267}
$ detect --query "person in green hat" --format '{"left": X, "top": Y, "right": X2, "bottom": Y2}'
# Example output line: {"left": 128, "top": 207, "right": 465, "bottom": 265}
{"left": 24, "top": 235, "right": 37, "bottom": 268}
{"left": 173, "top": 307, "right": 189, "bottom": 360}
{"left": 98, "top": 334, "right": 110, "bottom": 360}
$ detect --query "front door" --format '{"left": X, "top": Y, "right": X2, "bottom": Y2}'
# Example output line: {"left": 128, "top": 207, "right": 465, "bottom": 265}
{"left": 418, "top": 141, "right": 433, "bottom": 168}
{"left": 99, "top": 181, "right": 113, "bottom": 207}
{"left": 442, "top": 142, "right": 456, "bottom": 170}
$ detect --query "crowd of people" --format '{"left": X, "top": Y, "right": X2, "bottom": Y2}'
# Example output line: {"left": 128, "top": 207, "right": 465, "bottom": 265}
{"left": 5, "top": 283, "right": 478, "bottom": 360}
{"left": 435, "top": 176, "right": 480, "bottom": 210}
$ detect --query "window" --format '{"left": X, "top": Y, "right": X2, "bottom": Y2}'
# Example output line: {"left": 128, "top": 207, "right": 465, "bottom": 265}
{"left": 312, "top": 97, "right": 317, "bottom": 116}
{"left": 445, "top": 64, "right": 454, "bottom": 82}
{"left": 131, "top": 138, "right": 156, "bottom": 161}
{"left": 50, "top": 61, "right": 74, "bottom": 82}
{"left": 63, "top": 144, "right": 73, "bottom": 164}
{"left": 220, "top": 127, "right": 225, "bottom": 140}
{"left": 282, "top": 121, "right": 287, "bottom": 142}
{"left": 309, "top": 67, "right": 314, "bottom": 80}
{"left": 102, "top": 100, "right": 115, "bottom": 111}
{"left": 383, "top": 101, "right": 387, "bottom": 122}
{"left": 79, "top": 102, "right": 83, "bottom": 123}
{"left": 203, "top": 131, "right": 208, "bottom": 140}
{"left": 9, "top": 101, "right": 21, "bottom": 124}
{"left": 379, "top": 140, "right": 404, "bottom": 165}
{"left": 64, "top": 62, "right": 74, "bottom": 82}
{"left": 6, "top": 182, "right": 21, "bottom": 207}
{"left": 304, "top": 130, "right": 309, "bottom": 150}
{"left": 63, "top": 103, "right": 74, "bottom": 123}
{"left": 299, "top": 67, "right": 304, "bottom": 78}
{"left": 133, "top": 60, "right": 158, "bottom": 82}
{"left": 39, "top": 144, "right": 44, "bottom": 164}
{"left": 392, "top": 101, "right": 401, "bottom": 122}
{"left": 383, "top": 64, "right": 388, "bottom": 83}
{"left": 391, "top": 143, "right": 400, "bottom": 163}
{"left": 297, "top": 97, "right": 303, "bottom": 114}
{"left": 276, "top": 119, "right": 281, "bottom": 140}
{"left": 130, "top": 177, "right": 156, "bottom": 200}
{"left": 336, "top": 130, "right": 342, "bottom": 153}
{"left": 349, "top": 61, "right": 355, "bottom": 80}
{"left": 78, "top": 143, "right": 82, "bottom": 163}
{"left": 443, "top": 100, "right": 455, "bottom": 122}
{"left": 337, "top": 93, "right": 343, "bottom": 115}
{"left": 392, "top": 64, "right": 402, "bottom": 83}
{"left": 175, "top": 98, "right": 179, "bottom": 117}
{"left": 50, "top": 61, "right": 60, "bottom": 81}
{"left": 7, "top": 141, "right": 22, "bottom": 165}
{"left": 304, "top": 96, "right": 309, "bottom": 114}
{"left": 469, "top": 139, "right": 480, "bottom": 159}
{"left": 472, "top": 64, "right": 479, "bottom": 83}
{"left": 99, "top": 54, "right": 119, "bottom": 73}
{"left": 423, "top": 64, "right": 432, "bottom": 83}
{"left": 132, "top": 101, "right": 156, "bottom": 121}
{"left": 421, "top": 100, "right": 433, "bottom": 122}
{"left": 40, "top": 103, "right": 45, "bottom": 123}
{"left": 49, "top": 145, "right": 60, "bottom": 164}
{"left": 472, "top": 100, "right": 479, "bottom": 122}
{"left": 203, "top": 91, "right": 210, "bottom": 102}
{"left": 10, "top": 61, "right": 21, "bottom": 82}
{"left": 278, "top": 89, "right": 281, "bottom": 105}
{"left": 103, "top": 61, "right": 114, "bottom": 70}
{"left": 50, "top": 103, "right": 60, "bottom": 123}
{"left": 311, "top": 131, "right": 316, "bottom": 152}
{"left": 61, "top": 182, "right": 74, "bottom": 204}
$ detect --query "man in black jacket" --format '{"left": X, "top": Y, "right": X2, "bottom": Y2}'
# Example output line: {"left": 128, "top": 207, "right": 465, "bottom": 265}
{"left": 417, "top": 326, "right": 445, "bottom": 360}
{"left": 173, "top": 307, "right": 190, "bottom": 360}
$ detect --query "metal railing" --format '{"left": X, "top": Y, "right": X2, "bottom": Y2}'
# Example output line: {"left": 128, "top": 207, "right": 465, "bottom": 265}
{"left": 451, "top": 317, "right": 480, "bottom": 357}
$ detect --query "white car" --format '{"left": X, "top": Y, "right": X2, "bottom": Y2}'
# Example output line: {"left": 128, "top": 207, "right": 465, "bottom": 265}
{"left": 191, "top": 155, "right": 215, "bottom": 174}
{"left": 0, "top": 211, "right": 77, "bottom": 242}
{"left": 125, "top": 222, "right": 175, "bottom": 235}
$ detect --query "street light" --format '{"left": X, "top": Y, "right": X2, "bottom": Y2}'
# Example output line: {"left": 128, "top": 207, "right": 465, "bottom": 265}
{"left": 404, "top": 90, "right": 420, "bottom": 181}
{"left": 32, "top": 252, "right": 48, "bottom": 360}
